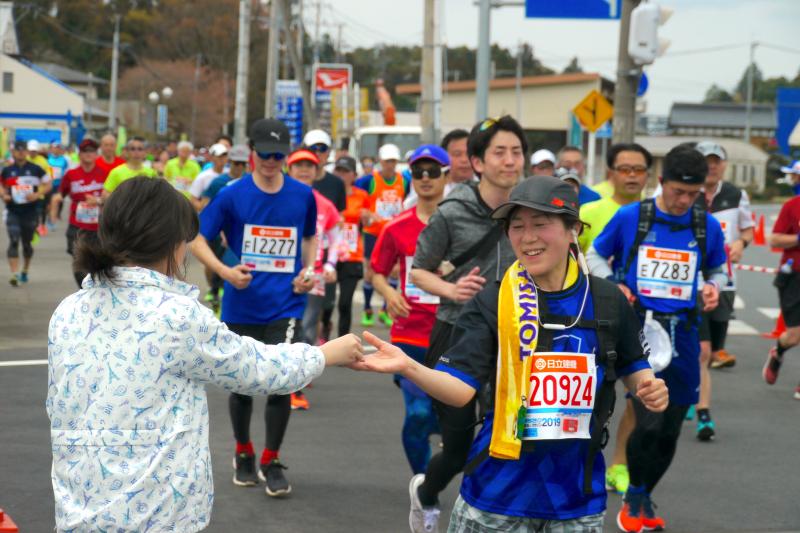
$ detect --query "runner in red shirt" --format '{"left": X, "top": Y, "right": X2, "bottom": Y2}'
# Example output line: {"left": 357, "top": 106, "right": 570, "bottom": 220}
{"left": 287, "top": 148, "right": 341, "bottom": 410}
{"left": 763, "top": 196, "right": 800, "bottom": 398}
{"left": 95, "top": 133, "right": 126, "bottom": 174}
{"left": 371, "top": 144, "right": 449, "bottom": 474}
{"left": 50, "top": 138, "right": 108, "bottom": 287}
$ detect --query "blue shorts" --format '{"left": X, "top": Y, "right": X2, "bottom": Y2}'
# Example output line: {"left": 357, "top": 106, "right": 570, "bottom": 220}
{"left": 654, "top": 315, "right": 700, "bottom": 406}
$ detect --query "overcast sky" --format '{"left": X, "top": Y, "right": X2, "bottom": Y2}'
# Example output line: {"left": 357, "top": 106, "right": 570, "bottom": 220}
{"left": 319, "top": 0, "right": 799, "bottom": 115}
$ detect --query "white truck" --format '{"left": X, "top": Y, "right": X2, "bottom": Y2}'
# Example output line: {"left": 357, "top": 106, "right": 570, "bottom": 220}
{"left": 347, "top": 125, "right": 422, "bottom": 173}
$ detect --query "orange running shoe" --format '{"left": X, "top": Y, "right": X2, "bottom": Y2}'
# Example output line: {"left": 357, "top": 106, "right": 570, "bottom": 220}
{"left": 617, "top": 499, "right": 643, "bottom": 533}
{"left": 641, "top": 494, "right": 665, "bottom": 531}
{"left": 290, "top": 391, "right": 309, "bottom": 410}
{"left": 710, "top": 349, "right": 736, "bottom": 369}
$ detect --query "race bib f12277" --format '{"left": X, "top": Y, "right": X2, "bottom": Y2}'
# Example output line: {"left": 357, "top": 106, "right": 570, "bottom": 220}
{"left": 241, "top": 225, "right": 297, "bottom": 273}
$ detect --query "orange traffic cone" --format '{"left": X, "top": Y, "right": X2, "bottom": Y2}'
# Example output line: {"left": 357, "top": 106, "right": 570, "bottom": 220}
{"left": 0, "top": 509, "right": 19, "bottom": 533}
{"left": 753, "top": 215, "right": 766, "bottom": 246}
{"left": 761, "top": 313, "right": 786, "bottom": 339}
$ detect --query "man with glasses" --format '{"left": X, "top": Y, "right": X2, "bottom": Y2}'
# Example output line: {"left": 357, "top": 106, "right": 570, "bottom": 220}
{"left": 577, "top": 143, "right": 652, "bottom": 497}
{"left": 303, "top": 129, "right": 346, "bottom": 343}
{"left": 557, "top": 145, "right": 602, "bottom": 206}
{"left": 191, "top": 143, "right": 230, "bottom": 211}
{"left": 370, "top": 144, "right": 448, "bottom": 476}
{"left": 587, "top": 144, "right": 727, "bottom": 532}
{"left": 102, "top": 137, "right": 157, "bottom": 197}
{"left": 49, "top": 138, "right": 108, "bottom": 288}
{"left": 191, "top": 118, "right": 317, "bottom": 498}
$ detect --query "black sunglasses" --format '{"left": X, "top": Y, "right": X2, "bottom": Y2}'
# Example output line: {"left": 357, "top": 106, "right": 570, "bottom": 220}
{"left": 411, "top": 166, "right": 443, "bottom": 180}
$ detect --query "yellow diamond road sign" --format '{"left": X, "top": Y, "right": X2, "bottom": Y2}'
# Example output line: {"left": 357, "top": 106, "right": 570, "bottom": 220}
{"left": 573, "top": 90, "right": 614, "bottom": 133}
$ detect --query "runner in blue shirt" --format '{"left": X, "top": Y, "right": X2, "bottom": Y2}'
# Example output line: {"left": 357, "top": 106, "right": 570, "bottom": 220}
{"left": 586, "top": 143, "right": 728, "bottom": 532}
{"left": 355, "top": 176, "right": 668, "bottom": 532}
{"left": 47, "top": 142, "right": 71, "bottom": 229}
{"left": 190, "top": 119, "right": 318, "bottom": 498}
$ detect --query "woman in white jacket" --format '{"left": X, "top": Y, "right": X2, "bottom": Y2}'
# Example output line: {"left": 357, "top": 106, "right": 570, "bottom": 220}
{"left": 46, "top": 176, "right": 363, "bottom": 532}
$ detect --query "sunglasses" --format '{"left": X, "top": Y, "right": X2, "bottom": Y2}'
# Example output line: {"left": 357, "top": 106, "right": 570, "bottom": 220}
{"left": 127, "top": 146, "right": 145, "bottom": 151}
{"left": 308, "top": 143, "right": 329, "bottom": 153}
{"left": 231, "top": 161, "right": 247, "bottom": 166}
{"left": 411, "top": 166, "right": 443, "bottom": 180}
{"left": 256, "top": 151, "right": 286, "bottom": 161}
{"left": 479, "top": 117, "right": 499, "bottom": 131}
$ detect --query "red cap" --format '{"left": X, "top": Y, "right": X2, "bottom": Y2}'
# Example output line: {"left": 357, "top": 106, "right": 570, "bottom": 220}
{"left": 287, "top": 149, "right": 319, "bottom": 166}
{"left": 79, "top": 138, "right": 99, "bottom": 151}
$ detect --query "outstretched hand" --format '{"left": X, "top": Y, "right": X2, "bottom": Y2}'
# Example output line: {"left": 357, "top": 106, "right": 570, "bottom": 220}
{"left": 348, "top": 331, "right": 411, "bottom": 374}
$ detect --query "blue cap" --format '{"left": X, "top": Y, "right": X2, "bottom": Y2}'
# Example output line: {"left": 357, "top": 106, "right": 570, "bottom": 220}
{"left": 409, "top": 144, "right": 450, "bottom": 167}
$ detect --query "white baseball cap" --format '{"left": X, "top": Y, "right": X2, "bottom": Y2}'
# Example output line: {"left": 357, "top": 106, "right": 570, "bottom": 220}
{"left": 780, "top": 160, "right": 800, "bottom": 174}
{"left": 27, "top": 139, "right": 41, "bottom": 152}
{"left": 209, "top": 143, "right": 228, "bottom": 157}
{"left": 530, "top": 149, "right": 556, "bottom": 166}
{"left": 378, "top": 143, "right": 401, "bottom": 161}
{"left": 303, "top": 129, "right": 332, "bottom": 148}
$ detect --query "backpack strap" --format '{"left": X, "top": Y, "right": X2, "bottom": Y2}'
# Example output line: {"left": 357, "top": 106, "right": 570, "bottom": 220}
{"left": 691, "top": 201, "right": 707, "bottom": 275}
{"left": 622, "top": 199, "right": 656, "bottom": 280}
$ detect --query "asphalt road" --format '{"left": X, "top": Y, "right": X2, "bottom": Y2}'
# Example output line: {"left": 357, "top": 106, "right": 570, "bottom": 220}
{"left": 0, "top": 204, "right": 798, "bottom": 533}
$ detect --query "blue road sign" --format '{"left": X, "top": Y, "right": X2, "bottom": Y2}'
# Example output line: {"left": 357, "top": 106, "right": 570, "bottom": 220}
{"left": 777, "top": 88, "right": 800, "bottom": 157}
{"left": 637, "top": 72, "right": 649, "bottom": 97}
{"left": 275, "top": 80, "right": 304, "bottom": 147}
{"left": 526, "top": 0, "right": 621, "bottom": 19}
{"left": 156, "top": 104, "right": 168, "bottom": 136}
{"left": 595, "top": 121, "right": 612, "bottom": 139}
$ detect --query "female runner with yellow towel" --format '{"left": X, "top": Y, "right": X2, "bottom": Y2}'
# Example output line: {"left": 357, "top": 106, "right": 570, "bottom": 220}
{"left": 358, "top": 176, "right": 668, "bottom": 532}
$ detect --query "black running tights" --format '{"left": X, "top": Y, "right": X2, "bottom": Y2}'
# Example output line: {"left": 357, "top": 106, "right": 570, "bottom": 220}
{"left": 627, "top": 401, "right": 689, "bottom": 493}
{"left": 227, "top": 319, "right": 298, "bottom": 451}
{"left": 334, "top": 262, "right": 363, "bottom": 337}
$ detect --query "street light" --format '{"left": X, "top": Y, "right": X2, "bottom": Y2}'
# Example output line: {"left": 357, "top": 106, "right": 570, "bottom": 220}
{"left": 148, "top": 87, "right": 173, "bottom": 137}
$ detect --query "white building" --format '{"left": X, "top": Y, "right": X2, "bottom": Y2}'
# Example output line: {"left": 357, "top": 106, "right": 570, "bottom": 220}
{"left": 1, "top": 52, "right": 85, "bottom": 145}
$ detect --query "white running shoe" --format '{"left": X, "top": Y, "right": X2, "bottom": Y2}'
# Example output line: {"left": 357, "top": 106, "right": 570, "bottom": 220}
{"left": 409, "top": 474, "right": 441, "bottom": 533}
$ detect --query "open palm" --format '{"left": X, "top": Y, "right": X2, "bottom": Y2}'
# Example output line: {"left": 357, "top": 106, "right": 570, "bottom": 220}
{"left": 351, "top": 332, "right": 410, "bottom": 374}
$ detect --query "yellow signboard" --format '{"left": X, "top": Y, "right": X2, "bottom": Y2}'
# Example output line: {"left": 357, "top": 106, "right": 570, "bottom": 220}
{"left": 573, "top": 89, "right": 614, "bottom": 133}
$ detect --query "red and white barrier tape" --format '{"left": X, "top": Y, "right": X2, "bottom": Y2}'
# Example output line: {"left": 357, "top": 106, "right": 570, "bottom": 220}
{"left": 735, "top": 264, "right": 778, "bottom": 274}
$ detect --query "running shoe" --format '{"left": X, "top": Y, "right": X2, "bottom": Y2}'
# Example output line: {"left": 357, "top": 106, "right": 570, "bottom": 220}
{"left": 617, "top": 493, "right": 644, "bottom": 533}
{"left": 794, "top": 384, "right": 800, "bottom": 401}
{"left": 46, "top": 221, "right": 56, "bottom": 232}
{"left": 696, "top": 418, "right": 715, "bottom": 441}
{"left": 232, "top": 452, "right": 259, "bottom": 486}
{"left": 641, "top": 493, "right": 666, "bottom": 531}
{"left": 37, "top": 224, "right": 48, "bottom": 236}
{"left": 409, "top": 474, "right": 440, "bottom": 533}
{"left": 606, "top": 463, "right": 630, "bottom": 494}
{"left": 710, "top": 349, "right": 737, "bottom": 369}
{"left": 18, "top": 271, "right": 28, "bottom": 283}
{"left": 378, "top": 310, "right": 393, "bottom": 327}
{"left": 203, "top": 289, "right": 216, "bottom": 303}
{"left": 361, "top": 310, "right": 375, "bottom": 327}
{"left": 9, "top": 274, "right": 19, "bottom": 287}
{"left": 684, "top": 405, "right": 695, "bottom": 421}
{"left": 31, "top": 232, "right": 40, "bottom": 246}
{"left": 763, "top": 347, "right": 783, "bottom": 385}
{"left": 259, "top": 459, "right": 291, "bottom": 497}
{"left": 290, "top": 391, "right": 309, "bottom": 410}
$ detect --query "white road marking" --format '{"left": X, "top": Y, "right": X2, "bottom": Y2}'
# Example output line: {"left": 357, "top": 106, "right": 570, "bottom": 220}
{"left": 726, "top": 320, "right": 759, "bottom": 335}
{"left": 0, "top": 359, "right": 47, "bottom": 368}
{"left": 734, "top": 295, "right": 744, "bottom": 310}
{"left": 758, "top": 307, "right": 781, "bottom": 320}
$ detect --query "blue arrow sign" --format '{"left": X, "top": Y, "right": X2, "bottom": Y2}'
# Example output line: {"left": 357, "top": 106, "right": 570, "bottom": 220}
{"left": 637, "top": 72, "right": 649, "bottom": 97}
{"left": 525, "top": 0, "right": 621, "bottom": 20}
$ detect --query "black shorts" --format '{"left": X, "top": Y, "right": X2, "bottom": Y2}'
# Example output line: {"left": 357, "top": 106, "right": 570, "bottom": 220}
{"left": 775, "top": 271, "right": 800, "bottom": 328}
{"left": 227, "top": 317, "right": 300, "bottom": 345}
{"left": 424, "top": 319, "right": 455, "bottom": 368}
{"left": 363, "top": 233, "right": 378, "bottom": 262}
{"left": 699, "top": 291, "right": 735, "bottom": 341}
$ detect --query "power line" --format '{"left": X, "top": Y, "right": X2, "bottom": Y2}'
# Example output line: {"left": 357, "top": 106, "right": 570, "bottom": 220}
{"left": 760, "top": 42, "right": 800, "bottom": 56}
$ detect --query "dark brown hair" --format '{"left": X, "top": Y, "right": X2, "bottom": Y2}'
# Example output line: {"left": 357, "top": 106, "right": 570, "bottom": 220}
{"left": 74, "top": 177, "right": 199, "bottom": 281}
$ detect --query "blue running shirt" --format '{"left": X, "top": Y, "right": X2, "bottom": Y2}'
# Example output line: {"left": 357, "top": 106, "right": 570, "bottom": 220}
{"left": 200, "top": 174, "right": 317, "bottom": 324}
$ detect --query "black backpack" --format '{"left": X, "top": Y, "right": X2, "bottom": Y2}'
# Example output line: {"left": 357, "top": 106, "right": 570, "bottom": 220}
{"left": 463, "top": 276, "right": 622, "bottom": 496}
{"left": 622, "top": 198, "right": 708, "bottom": 281}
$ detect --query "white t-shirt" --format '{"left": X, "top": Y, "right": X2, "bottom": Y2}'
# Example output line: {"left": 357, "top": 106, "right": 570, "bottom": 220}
{"left": 189, "top": 168, "right": 221, "bottom": 198}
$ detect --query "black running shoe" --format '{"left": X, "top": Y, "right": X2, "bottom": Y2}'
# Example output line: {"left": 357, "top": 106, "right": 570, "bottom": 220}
{"left": 232, "top": 453, "right": 259, "bottom": 486}
{"left": 259, "top": 459, "right": 292, "bottom": 497}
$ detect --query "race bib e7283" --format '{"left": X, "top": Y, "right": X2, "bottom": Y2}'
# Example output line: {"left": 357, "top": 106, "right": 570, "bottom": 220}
{"left": 241, "top": 225, "right": 297, "bottom": 273}
{"left": 636, "top": 245, "right": 698, "bottom": 301}
{"left": 521, "top": 352, "right": 596, "bottom": 441}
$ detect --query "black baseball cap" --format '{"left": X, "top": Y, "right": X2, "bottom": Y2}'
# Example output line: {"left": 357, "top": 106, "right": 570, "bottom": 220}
{"left": 13, "top": 140, "right": 27, "bottom": 151}
{"left": 491, "top": 176, "right": 579, "bottom": 220}
{"left": 334, "top": 156, "right": 357, "bottom": 173}
{"left": 249, "top": 118, "right": 291, "bottom": 154}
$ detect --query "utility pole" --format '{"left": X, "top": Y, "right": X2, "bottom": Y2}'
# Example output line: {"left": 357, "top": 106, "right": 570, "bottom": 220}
{"left": 313, "top": 0, "right": 321, "bottom": 65}
{"left": 475, "top": 0, "right": 491, "bottom": 121}
{"left": 234, "top": 0, "right": 251, "bottom": 144}
{"left": 108, "top": 13, "right": 120, "bottom": 130}
{"left": 190, "top": 53, "right": 201, "bottom": 142}
{"left": 336, "top": 23, "right": 344, "bottom": 63}
{"left": 223, "top": 71, "right": 230, "bottom": 135}
{"left": 744, "top": 41, "right": 758, "bottom": 143}
{"left": 281, "top": 0, "right": 318, "bottom": 129}
{"left": 265, "top": 0, "right": 281, "bottom": 118}
{"left": 420, "top": 0, "right": 442, "bottom": 144}
{"left": 515, "top": 41, "right": 523, "bottom": 122}
{"left": 611, "top": 0, "right": 641, "bottom": 144}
